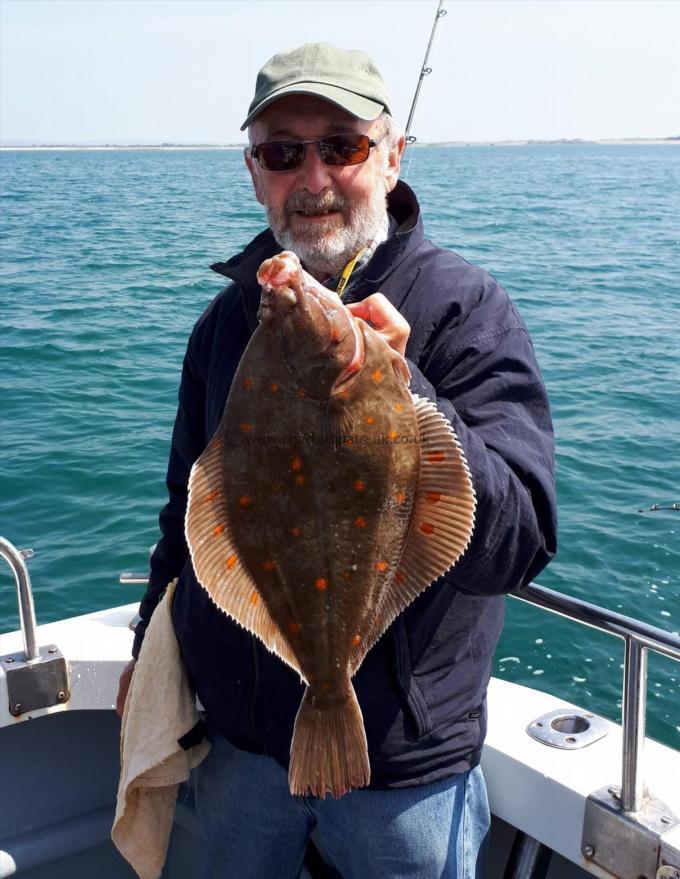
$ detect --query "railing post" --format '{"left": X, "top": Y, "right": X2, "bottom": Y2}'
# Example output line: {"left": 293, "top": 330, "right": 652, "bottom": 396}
{"left": 621, "top": 637, "right": 647, "bottom": 812}
{"left": 0, "top": 537, "right": 39, "bottom": 662}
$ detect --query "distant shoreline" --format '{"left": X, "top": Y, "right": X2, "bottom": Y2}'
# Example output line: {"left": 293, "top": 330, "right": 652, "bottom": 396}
{"left": 1, "top": 137, "right": 679, "bottom": 151}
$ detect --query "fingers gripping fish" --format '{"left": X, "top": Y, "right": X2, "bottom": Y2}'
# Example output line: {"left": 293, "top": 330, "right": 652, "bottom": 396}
{"left": 185, "top": 251, "right": 476, "bottom": 798}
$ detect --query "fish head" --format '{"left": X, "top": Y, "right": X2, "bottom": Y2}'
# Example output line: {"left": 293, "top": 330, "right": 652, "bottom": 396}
{"left": 256, "top": 251, "right": 364, "bottom": 399}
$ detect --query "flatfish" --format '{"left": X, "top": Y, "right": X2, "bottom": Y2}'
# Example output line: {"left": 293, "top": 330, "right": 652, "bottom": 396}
{"left": 185, "top": 251, "right": 475, "bottom": 797}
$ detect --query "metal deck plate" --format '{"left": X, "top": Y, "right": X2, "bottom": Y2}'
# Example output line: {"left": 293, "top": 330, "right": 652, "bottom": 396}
{"left": 526, "top": 708, "right": 609, "bottom": 749}
{"left": 3, "top": 645, "right": 70, "bottom": 715}
{"left": 583, "top": 785, "right": 679, "bottom": 879}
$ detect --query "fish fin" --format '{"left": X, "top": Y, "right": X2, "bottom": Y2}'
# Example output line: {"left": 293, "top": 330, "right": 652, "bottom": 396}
{"left": 185, "top": 427, "right": 303, "bottom": 678}
{"left": 350, "top": 394, "right": 476, "bottom": 674}
{"left": 322, "top": 398, "right": 354, "bottom": 448}
{"left": 390, "top": 350, "right": 411, "bottom": 387}
{"left": 289, "top": 683, "right": 370, "bottom": 798}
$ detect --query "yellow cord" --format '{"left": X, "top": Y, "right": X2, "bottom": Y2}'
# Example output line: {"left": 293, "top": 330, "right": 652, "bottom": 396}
{"left": 335, "top": 247, "right": 367, "bottom": 299}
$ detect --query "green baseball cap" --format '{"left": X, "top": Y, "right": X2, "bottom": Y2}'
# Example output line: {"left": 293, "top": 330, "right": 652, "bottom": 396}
{"left": 240, "top": 42, "right": 392, "bottom": 131}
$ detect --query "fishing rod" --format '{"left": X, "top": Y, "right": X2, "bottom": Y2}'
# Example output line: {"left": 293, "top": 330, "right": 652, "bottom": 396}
{"left": 404, "top": 0, "right": 447, "bottom": 145}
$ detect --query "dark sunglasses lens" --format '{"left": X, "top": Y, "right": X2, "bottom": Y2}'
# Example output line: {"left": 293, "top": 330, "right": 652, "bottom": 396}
{"left": 256, "top": 141, "right": 304, "bottom": 171}
{"left": 319, "top": 135, "right": 371, "bottom": 166}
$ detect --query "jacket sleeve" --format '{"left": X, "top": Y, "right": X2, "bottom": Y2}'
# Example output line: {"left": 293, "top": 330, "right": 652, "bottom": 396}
{"left": 406, "top": 285, "right": 557, "bottom": 596}
{"left": 132, "top": 328, "right": 207, "bottom": 658}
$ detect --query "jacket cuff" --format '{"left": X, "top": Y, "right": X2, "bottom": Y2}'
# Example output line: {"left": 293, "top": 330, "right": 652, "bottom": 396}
{"left": 131, "top": 624, "right": 146, "bottom": 660}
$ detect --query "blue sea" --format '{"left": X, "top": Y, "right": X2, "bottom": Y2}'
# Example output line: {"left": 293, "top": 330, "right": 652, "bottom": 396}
{"left": 1, "top": 145, "right": 678, "bottom": 748}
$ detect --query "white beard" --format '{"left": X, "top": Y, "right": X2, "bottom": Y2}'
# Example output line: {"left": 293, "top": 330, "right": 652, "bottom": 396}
{"left": 266, "top": 168, "right": 389, "bottom": 278}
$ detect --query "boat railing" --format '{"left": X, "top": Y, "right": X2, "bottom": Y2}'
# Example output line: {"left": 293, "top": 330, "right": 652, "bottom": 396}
{"left": 1, "top": 537, "right": 70, "bottom": 715}
{"left": 0, "top": 537, "right": 39, "bottom": 662}
{"left": 511, "top": 582, "right": 680, "bottom": 815}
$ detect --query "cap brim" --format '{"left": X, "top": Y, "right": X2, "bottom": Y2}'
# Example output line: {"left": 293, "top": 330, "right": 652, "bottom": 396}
{"left": 240, "top": 82, "right": 385, "bottom": 131}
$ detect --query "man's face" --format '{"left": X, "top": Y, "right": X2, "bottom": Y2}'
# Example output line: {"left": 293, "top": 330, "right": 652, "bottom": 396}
{"left": 245, "top": 95, "right": 404, "bottom": 279}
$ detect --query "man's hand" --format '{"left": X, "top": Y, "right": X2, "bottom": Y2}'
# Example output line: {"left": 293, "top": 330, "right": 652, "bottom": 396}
{"left": 116, "top": 658, "right": 137, "bottom": 718}
{"left": 347, "top": 293, "right": 410, "bottom": 357}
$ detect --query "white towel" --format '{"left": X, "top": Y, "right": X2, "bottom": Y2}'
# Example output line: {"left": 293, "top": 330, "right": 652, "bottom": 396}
{"left": 112, "top": 579, "right": 211, "bottom": 879}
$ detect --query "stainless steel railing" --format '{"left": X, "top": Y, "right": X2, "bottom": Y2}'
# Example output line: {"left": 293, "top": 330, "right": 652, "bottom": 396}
{"left": 0, "top": 537, "right": 39, "bottom": 662}
{"left": 511, "top": 582, "right": 680, "bottom": 813}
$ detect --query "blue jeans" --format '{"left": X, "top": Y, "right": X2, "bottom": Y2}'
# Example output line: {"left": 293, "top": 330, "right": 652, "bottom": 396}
{"left": 194, "top": 733, "right": 490, "bottom": 878}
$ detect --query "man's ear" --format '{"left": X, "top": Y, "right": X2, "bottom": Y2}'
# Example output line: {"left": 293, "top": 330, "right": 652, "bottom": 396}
{"left": 385, "top": 134, "right": 406, "bottom": 194}
{"left": 244, "top": 149, "right": 266, "bottom": 206}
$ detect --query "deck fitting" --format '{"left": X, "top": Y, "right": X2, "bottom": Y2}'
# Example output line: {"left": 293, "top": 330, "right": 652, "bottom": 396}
{"left": 583, "top": 785, "right": 680, "bottom": 879}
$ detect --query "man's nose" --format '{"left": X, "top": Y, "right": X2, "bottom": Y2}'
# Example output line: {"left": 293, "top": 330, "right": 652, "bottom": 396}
{"left": 295, "top": 143, "right": 335, "bottom": 194}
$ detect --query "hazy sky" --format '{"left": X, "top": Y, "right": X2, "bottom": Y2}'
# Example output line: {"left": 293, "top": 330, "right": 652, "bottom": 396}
{"left": 1, "top": 0, "right": 679, "bottom": 145}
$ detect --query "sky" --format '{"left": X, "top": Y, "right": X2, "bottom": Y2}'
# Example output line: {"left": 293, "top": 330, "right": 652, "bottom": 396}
{"left": 1, "top": 0, "right": 679, "bottom": 145}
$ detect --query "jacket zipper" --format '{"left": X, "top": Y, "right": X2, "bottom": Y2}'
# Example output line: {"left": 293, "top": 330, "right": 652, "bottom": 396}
{"left": 249, "top": 638, "right": 261, "bottom": 745}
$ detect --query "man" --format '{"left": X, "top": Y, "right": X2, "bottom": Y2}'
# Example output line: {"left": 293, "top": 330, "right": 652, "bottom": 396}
{"left": 118, "top": 43, "right": 557, "bottom": 878}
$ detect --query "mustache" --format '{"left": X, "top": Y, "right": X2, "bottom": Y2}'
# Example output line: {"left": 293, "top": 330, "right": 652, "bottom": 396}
{"left": 285, "top": 191, "right": 348, "bottom": 214}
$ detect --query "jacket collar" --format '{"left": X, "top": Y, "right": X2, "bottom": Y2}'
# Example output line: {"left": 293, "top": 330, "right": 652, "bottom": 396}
{"left": 210, "top": 180, "right": 424, "bottom": 327}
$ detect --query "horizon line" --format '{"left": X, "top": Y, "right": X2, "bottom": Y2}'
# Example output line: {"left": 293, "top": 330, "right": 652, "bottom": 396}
{"left": 2, "top": 135, "right": 679, "bottom": 150}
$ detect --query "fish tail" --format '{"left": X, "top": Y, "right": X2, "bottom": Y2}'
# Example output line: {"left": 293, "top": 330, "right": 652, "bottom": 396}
{"left": 289, "top": 683, "right": 370, "bottom": 798}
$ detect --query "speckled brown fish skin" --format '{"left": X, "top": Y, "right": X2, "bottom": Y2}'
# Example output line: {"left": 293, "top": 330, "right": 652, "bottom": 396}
{"left": 185, "top": 251, "right": 475, "bottom": 798}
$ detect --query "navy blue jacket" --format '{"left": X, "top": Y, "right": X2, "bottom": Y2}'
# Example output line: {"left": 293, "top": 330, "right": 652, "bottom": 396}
{"left": 134, "top": 181, "right": 557, "bottom": 788}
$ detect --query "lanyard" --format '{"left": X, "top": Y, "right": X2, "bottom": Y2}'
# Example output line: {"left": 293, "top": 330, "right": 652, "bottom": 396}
{"left": 335, "top": 247, "right": 368, "bottom": 299}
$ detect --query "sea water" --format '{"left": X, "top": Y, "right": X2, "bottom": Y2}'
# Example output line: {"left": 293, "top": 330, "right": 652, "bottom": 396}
{"left": 1, "top": 145, "right": 678, "bottom": 747}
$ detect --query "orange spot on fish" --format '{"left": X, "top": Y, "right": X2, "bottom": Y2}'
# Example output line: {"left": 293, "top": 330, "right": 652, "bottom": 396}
{"left": 426, "top": 492, "right": 442, "bottom": 504}
{"left": 330, "top": 328, "right": 340, "bottom": 343}
{"left": 270, "top": 382, "right": 279, "bottom": 393}
{"left": 375, "top": 560, "right": 389, "bottom": 573}
{"left": 371, "top": 369, "right": 384, "bottom": 383}
{"left": 210, "top": 438, "right": 222, "bottom": 449}
{"left": 393, "top": 403, "right": 404, "bottom": 413}
{"left": 344, "top": 437, "right": 354, "bottom": 446}
{"left": 351, "top": 634, "right": 362, "bottom": 647}
{"left": 395, "top": 569, "right": 406, "bottom": 584}
{"left": 243, "top": 377, "right": 253, "bottom": 390}
{"left": 420, "top": 522, "right": 435, "bottom": 535}
{"left": 365, "top": 416, "right": 375, "bottom": 425}
{"left": 288, "top": 622, "right": 301, "bottom": 635}
{"left": 203, "top": 490, "right": 220, "bottom": 503}
{"left": 354, "top": 516, "right": 367, "bottom": 528}
{"left": 239, "top": 423, "right": 253, "bottom": 433}
{"left": 295, "top": 474, "right": 306, "bottom": 486}
{"left": 291, "top": 527, "right": 301, "bottom": 538}
{"left": 297, "top": 388, "right": 307, "bottom": 399}
{"left": 250, "top": 591, "right": 259, "bottom": 605}
{"left": 428, "top": 451, "right": 446, "bottom": 463}
{"left": 290, "top": 455, "right": 303, "bottom": 471}
{"left": 354, "top": 480, "right": 365, "bottom": 492}
{"left": 315, "top": 577, "right": 328, "bottom": 591}
{"left": 261, "top": 560, "right": 276, "bottom": 571}
{"left": 239, "top": 495, "right": 252, "bottom": 507}
{"left": 337, "top": 389, "right": 350, "bottom": 399}
{"left": 388, "top": 430, "right": 398, "bottom": 441}
{"left": 213, "top": 524, "right": 225, "bottom": 537}
{"left": 226, "top": 554, "right": 238, "bottom": 570}
{"left": 395, "top": 491, "right": 407, "bottom": 505}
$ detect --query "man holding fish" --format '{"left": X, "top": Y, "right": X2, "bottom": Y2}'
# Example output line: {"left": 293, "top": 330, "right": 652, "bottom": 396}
{"left": 119, "top": 43, "right": 557, "bottom": 877}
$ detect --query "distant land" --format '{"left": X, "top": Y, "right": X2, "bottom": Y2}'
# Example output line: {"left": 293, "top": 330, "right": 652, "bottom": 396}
{"left": 1, "top": 136, "right": 679, "bottom": 151}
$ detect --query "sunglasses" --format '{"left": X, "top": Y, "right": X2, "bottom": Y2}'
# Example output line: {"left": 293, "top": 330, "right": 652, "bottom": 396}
{"left": 250, "top": 132, "right": 387, "bottom": 172}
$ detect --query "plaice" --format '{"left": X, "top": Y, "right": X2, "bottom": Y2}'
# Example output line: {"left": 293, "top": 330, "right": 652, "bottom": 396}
{"left": 185, "top": 251, "right": 476, "bottom": 798}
